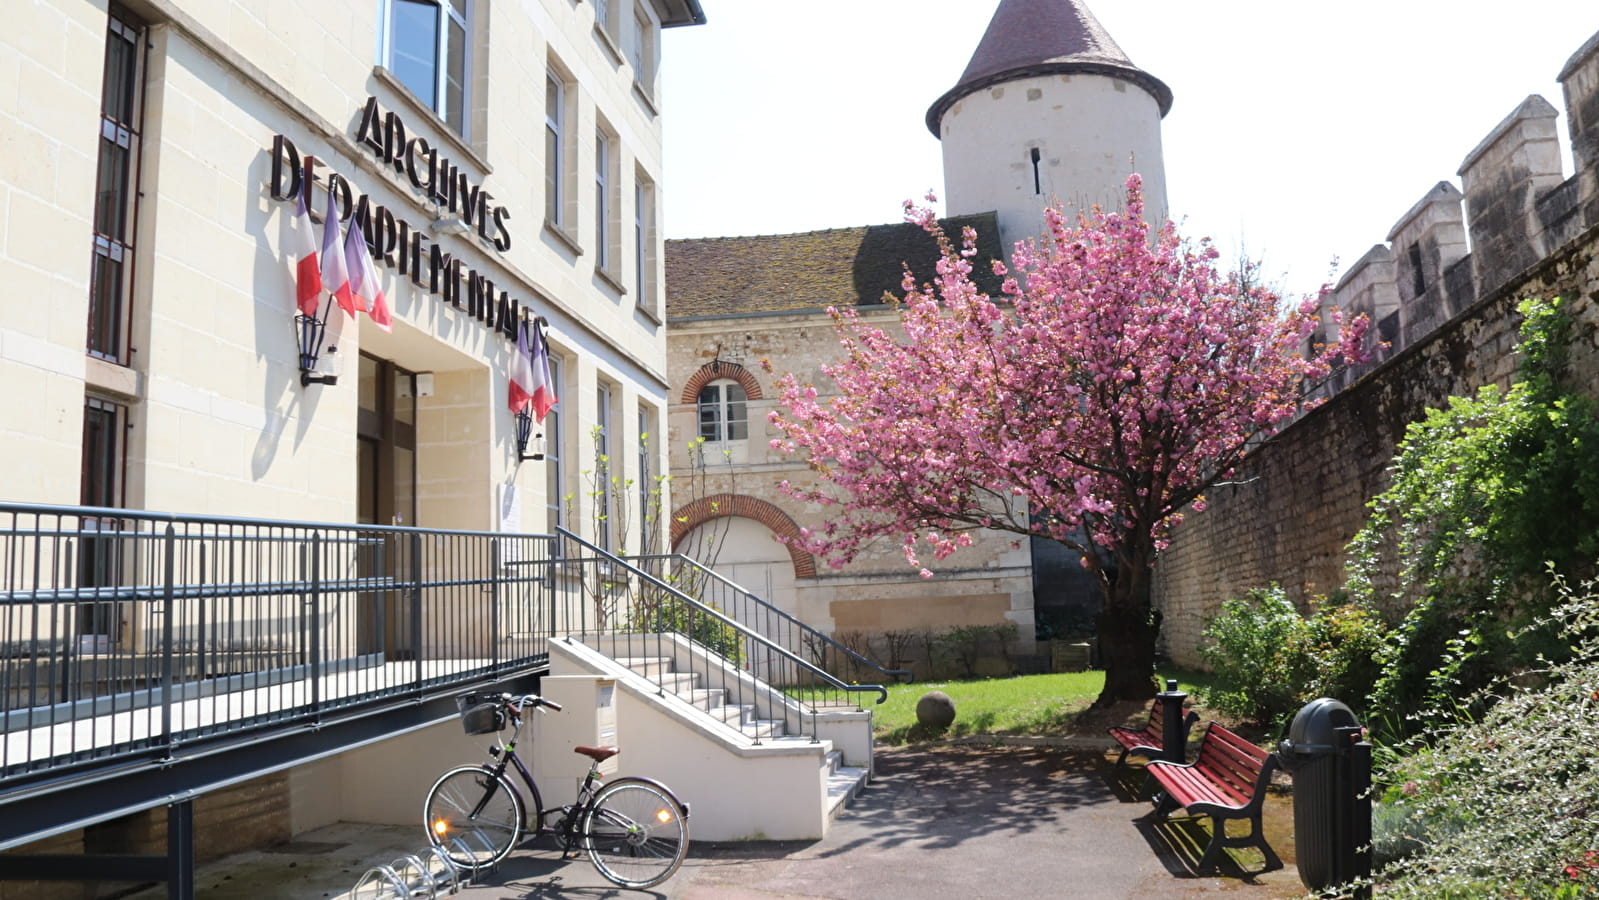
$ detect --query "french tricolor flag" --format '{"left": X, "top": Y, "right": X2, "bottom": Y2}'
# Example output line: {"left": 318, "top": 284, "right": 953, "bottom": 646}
{"left": 529, "top": 320, "right": 557, "bottom": 423}
{"left": 344, "top": 210, "right": 391, "bottom": 332}
{"left": 292, "top": 187, "right": 321, "bottom": 316}
{"left": 321, "top": 183, "right": 358, "bottom": 317}
{"left": 508, "top": 319, "right": 535, "bottom": 414}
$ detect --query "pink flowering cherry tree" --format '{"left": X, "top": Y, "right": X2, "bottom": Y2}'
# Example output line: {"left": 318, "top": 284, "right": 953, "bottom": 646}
{"left": 767, "top": 176, "right": 1369, "bottom": 706}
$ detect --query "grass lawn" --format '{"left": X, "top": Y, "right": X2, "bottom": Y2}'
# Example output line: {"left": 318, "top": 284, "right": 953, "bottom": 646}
{"left": 870, "top": 669, "right": 1220, "bottom": 745}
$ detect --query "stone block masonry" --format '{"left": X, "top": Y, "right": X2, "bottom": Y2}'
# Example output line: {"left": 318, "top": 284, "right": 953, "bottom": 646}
{"left": 1155, "top": 26, "right": 1599, "bottom": 667}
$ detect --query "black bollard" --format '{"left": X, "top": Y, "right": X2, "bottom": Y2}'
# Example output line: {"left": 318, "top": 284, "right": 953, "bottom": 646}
{"left": 1158, "top": 677, "right": 1187, "bottom": 763}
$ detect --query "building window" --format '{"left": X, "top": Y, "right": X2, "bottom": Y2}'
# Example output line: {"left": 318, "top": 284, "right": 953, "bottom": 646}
{"left": 545, "top": 66, "right": 570, "bottom": 229}
{"left": 90, "top": 7, "right": 145, "bottom": 363}
{"left": 595, "top": 383, "right": 614, "bottom": 549}
{"left": 594, "top": 127, "right": 617, "bottom": 274}
{"left": 638, "top": 404, "right": 653, "bottom": 553}
{"left": 81, "top": 397, "right": 125, "bottom": 509}
{"left": 593, "top": 0, "right": 617, "bottom": 40}
{"left": 698, "top": 381, "right": 747, "bottom": 443}
{"left": 382, "top": 0, "right": 469, "bottom": 134}
{"left": 595, "top": 132, "right": 613, "bottom": 271}
{"left": 629, "top": 7, "right": 655, "bottom": 88}
{"left": 635, "top": 172, "right": 655, "bottom": 312}
{"left": 544, "top": 356, "right": 564, "bottom": 529}
{"left": 1408, "top": 242, "right": 1426, "bottom": 296}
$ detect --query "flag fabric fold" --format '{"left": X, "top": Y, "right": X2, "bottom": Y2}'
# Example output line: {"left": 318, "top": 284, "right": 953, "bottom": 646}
{"left": 508, "top": 320, "right": 536, "bottom": 414}
{"left": 320, "top": 184, "right": 356, "bottom": 317}
{"left": 530, "top": 320, "right": 557, "bottom": 423}
{"left": 292, "top": 187, "right": 321, "bottom": 316}
{"left": 344, "top": 213, "right": 391, "bottom": 332}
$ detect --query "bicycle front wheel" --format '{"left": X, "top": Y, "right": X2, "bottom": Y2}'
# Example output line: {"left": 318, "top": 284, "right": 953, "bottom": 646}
{"left": 582, "top": 779, "right": 689, "bottom": 889}
{"left": 424, "top": 765, "right": 524, "bottom": 869}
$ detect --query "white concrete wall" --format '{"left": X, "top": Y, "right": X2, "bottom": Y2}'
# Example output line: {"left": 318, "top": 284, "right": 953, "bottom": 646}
{"left": 0, "top": 0, "right": 674, "bottom": 541}
{"left": 937, "top": 72, "right": 1168, "bottom": 257}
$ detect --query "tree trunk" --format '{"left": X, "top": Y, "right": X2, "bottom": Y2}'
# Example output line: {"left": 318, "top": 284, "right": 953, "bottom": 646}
{"left": 1091, "top": 574, "right": 1159, "bottom": 707}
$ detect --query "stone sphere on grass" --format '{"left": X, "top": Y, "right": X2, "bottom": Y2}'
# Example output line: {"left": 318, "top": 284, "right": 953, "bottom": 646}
{"left": 916, "top": 690, "right": 957, "bottom": 730}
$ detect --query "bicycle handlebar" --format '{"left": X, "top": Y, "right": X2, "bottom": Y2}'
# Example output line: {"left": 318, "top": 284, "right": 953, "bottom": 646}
{"left": 496, "top": 692, "right": 563, "bottom": 713}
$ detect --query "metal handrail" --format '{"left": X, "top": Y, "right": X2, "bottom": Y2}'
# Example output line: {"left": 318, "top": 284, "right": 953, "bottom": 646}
{"left": 630, "top": 553, "right": 913, "bottom": 684}
{"left": 557, "top": 529, "right": 888, "bottom": 707}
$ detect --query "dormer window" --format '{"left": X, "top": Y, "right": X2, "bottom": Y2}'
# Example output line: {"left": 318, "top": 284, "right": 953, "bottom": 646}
{"left": 698, "top": 381, "right": 747, "bottom": 442}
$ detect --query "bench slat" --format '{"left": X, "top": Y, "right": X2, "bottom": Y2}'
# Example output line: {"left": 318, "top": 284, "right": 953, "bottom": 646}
{"left": 1142, "top": 722, "right": 1283, "bottom": 875}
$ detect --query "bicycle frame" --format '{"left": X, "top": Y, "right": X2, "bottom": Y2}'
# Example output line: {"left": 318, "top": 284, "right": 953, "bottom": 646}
{"left": 473, "top": 702, "right": 616, "bottom": 846}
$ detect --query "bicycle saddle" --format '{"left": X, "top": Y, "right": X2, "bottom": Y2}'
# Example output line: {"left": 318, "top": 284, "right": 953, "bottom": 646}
{"left": 573, "top": 745, "right": 620, "bottom": 762}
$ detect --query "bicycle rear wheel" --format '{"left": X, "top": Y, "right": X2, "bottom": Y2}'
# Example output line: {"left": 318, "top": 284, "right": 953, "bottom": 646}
{"left": 424, "top": 765, "right": 524, "bottom": 868}
{"left": 582, "top": 779, "right": 689, "bottom": 889}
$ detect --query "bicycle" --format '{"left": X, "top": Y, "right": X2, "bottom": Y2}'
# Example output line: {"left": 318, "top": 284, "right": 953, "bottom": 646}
{"left": 423, "top": 690, "right": 691, "bottom": 890}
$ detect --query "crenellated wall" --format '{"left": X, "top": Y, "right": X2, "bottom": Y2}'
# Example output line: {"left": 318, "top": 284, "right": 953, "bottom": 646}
{"left": 1155, "top": 27, "right": 1599, "bottom": 668}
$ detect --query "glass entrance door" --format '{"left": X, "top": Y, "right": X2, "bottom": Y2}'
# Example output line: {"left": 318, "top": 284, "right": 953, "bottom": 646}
{"left": 357, "top": 354, "right": 418, "bottom": 657}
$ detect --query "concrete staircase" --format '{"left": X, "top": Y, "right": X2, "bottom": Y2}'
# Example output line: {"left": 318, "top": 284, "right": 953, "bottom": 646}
{"left": 543, "top": 635, "right": 872, "bottom": 840}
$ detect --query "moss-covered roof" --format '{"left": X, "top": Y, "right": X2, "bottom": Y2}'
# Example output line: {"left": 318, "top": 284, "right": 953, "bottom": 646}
{"left": 665, "top": 212, "right": 1005, "bottom": 319}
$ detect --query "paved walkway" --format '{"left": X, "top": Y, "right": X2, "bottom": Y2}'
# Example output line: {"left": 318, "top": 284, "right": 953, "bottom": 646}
{"left": 140, "top": 743, "right": 1306, "bottom": 900}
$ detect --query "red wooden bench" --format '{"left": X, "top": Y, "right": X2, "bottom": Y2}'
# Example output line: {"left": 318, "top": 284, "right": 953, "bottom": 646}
{"left": 1143, "top": 722, "right": 1282, "bottom": 874}
{"left": 1107, "top": 696, "right": 1199, "bottom": 767}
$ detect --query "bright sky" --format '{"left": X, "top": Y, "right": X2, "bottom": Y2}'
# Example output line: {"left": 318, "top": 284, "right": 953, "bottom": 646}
{"left": 662, "top": 1, "right": 1598, "bottom": 301}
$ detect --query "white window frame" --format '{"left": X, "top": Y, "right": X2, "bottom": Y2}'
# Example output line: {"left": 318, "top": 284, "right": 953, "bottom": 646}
{"left": 697, "top": 380, "right": 748, "bottom": 444}
{"left": 637, "top": 404, "right": 653, "bottom": 553}
{"left": 545, "top": 66, "right": 568, "bottom": 228}
{"left": 634, "top": 172, "right": 655, "bottom": 314}
{"left": 595, "top": 383, "right": 614, "bottom": 550}
{"left": 544, "top": 356, "right": 565, "bottom": 529}
{"left": 595, "top": 133, "right": 612, "bottom": 271}
{"left": 629, "top": 6, "right": 656, "bottom": 89}
{"left": 379, "top": 0, "right": 471, "bottom": 136}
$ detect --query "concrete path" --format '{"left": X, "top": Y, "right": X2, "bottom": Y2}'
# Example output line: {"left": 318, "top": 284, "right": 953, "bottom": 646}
{"left": 136, "top": 743, "right": 1307, "bottom": 899}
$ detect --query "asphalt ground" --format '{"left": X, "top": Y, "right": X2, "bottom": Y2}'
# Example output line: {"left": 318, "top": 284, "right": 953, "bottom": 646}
{"left": 139, "top": 742, "right": 1306, "bottom": 900}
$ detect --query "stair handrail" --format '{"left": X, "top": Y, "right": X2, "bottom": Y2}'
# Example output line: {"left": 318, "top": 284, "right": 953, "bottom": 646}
{"left": 556, "top": 529, "right": 889, "bottom": 705}
{"left": 631, "top": 553, "right": 913, "bottom": 685}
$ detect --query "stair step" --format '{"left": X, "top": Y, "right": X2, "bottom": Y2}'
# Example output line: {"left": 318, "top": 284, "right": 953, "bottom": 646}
{"left": 826, "top": 764, "right": 869, "bottom": 820}
{"left": 616, "top": 656, "right": 673, "bottom": 678}
{"left": 679, "top": 688, "right": 726, "bottom": 711}
{"left": 823, "top": 749, "right": 843, "bottom": 776}
{"left": 655, "top": 672, "right": 700, "bottom": 692}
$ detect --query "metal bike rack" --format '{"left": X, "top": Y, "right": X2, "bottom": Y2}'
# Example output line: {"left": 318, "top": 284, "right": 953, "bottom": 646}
{"left": 344, "top": 831, "right": 504, "bottom": 899}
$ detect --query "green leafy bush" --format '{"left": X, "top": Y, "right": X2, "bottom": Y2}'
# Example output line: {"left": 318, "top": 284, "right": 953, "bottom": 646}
{"left": 1198, "top": 586, "right": 1316, "bottom": 725}
{"left": 1351, "top": 570, "right": 1599, "bottom": 899}
{"left": 1199, "top": 586, "right": 1386, "bottom": 727}
{"left": 1346, "top": 298, "right": 1599, "bottom": 733}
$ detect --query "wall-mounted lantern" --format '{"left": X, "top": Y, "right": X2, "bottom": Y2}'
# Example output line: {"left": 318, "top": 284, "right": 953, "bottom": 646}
{"left": 297, "top": 312, "right": 340, "bottom": 386}
{"left": 515, "top": 408, "right": 545, "bottom": 461}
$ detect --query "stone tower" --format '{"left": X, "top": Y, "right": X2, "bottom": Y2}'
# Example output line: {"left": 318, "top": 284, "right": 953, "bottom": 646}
{"left": 926, "top": 0, "right": 1173, "bottom": 257}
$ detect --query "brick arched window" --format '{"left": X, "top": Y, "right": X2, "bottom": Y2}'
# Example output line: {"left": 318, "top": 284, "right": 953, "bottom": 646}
{"left": 680, "top": 360, "right": 763, "bottom": 406}
{"left": 669, "top": 493, "right": 816, "bottom": 578}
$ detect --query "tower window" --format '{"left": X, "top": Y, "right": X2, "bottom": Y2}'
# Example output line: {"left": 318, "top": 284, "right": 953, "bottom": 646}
{"left": 1030, "top": 147, "right": 1043, "bottom": 196}
{"left": 1408, "top": 243, "right": 1426, "bottom": 296}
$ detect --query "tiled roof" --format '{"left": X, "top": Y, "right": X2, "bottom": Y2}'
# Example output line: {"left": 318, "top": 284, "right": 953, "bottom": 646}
{"left": 665, "top": 213, "right": 1005, "bottom": 319}
{"left": 926, "top": 0, "right": 1172, "bottom": 135}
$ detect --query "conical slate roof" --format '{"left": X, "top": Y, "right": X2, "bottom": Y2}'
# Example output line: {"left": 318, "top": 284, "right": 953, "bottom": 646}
{"left": 926, "top": 0, "right": 1172, "bottom": 136}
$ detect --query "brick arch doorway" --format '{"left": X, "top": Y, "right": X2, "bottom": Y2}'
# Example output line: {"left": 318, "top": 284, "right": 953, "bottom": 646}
{"left": 677, "top": 515, "right": 796, "bottom": 608}
{"left": 675, "top": 514, "right": 811, "bottom": 680}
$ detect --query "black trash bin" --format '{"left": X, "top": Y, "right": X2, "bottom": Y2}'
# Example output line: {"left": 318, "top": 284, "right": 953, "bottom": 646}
{"left": 1278, "top": 698, "right": 1370, "bottom": 894}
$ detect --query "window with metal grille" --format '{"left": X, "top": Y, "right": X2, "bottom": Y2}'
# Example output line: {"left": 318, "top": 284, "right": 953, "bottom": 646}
{"left": 89, "top": 7, "right": 145, "bottom": 362}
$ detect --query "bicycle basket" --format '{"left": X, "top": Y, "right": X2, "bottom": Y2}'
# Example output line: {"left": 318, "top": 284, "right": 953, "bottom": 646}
{"left": 456, "top": 695, "right": 506, "bottom": 735}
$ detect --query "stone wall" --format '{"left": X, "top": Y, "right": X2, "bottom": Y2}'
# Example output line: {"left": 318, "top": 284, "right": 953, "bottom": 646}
{"left": 1154, "top": 27, "right": 1599, "bottom": 666}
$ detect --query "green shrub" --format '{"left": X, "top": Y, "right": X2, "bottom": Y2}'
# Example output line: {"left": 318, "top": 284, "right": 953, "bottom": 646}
{"left": 1198, "top": 585, "right": 1316, "bottom": 725}
{"left": 1346, "top": 298, "right": 1599, "bottom": 734}
{"left": 1348, "top": 569, "right": 1599, "bottom": 899}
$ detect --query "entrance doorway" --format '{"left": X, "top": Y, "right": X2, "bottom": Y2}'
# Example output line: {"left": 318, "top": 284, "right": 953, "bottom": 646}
{"left": 357, "top": 353, "right": 419, "bottom": 657}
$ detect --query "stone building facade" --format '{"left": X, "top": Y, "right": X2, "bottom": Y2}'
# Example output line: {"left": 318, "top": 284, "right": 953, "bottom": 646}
{"left": 664, "top": 0, "right": 1173, "bottom": 673}
{"left": 1156, "top": 29, "right": 1599, "bottom": 667}
{"left": 0, "top": 0, "right": 703, "bottom": 881}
